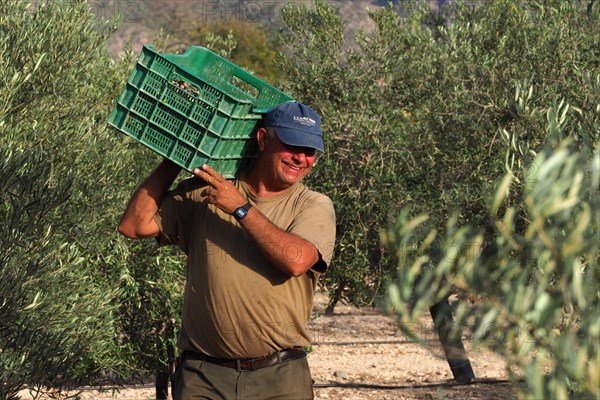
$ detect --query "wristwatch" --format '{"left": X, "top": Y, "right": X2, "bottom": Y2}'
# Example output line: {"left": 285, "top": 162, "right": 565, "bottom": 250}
{"left": 232, "top": 202, "right": 252, "bottom": 221}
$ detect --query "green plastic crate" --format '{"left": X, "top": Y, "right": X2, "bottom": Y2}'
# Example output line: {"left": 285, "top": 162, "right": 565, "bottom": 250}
{"left": 108, "top": 44, "right": 293, "bottom": 178}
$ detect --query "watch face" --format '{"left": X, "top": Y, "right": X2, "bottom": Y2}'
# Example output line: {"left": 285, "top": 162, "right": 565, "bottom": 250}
{"left": 234, "top": 203, "right": 251, "bottom": 221}
{"left": 235, "top": 208, "right": 247, "bottom": 220}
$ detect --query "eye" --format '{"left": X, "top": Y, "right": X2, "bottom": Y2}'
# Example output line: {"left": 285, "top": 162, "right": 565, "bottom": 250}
{"left": 286, "top": 144, "right": 316, "bottom": 157}
{"left": 304, "top": 148, "right": 316, "bottom": 157}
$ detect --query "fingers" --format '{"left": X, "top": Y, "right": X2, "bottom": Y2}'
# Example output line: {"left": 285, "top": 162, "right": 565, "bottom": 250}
{"left": 194, "top": 164, "right": 224, "bottom": 187}
{"left": 194, "top": 164, "right": 247, "bottom": 214}
{"left": 200, "top": 186, "right": 213, "bottom": 198}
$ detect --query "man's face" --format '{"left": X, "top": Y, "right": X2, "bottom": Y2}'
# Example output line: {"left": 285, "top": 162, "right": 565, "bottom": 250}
{"left": 258, "top": 129, "right": 317, "bottom": 190}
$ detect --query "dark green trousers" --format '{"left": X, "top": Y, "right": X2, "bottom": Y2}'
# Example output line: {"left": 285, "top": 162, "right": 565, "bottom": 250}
{"left": 172, "top": 355, "right": 313, "bottom": 400}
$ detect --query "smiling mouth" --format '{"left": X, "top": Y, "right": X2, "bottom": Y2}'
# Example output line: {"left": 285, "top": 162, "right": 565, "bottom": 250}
{"left": 284, "top": 163, "right": 302, "bottom": 172}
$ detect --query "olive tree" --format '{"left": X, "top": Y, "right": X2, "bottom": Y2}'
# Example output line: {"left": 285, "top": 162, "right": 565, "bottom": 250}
{"left": 276, "top": 0, "right": 600, "bottom": 311}
{"left": 384, "top": 75, "right": 599, "bottom": 398}
{"left": 1, "top": 1, "right": 184, "bottom": 397}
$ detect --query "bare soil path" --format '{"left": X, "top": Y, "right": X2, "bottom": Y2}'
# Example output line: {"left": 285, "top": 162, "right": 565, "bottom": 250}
{"left": 307, "top": 292, "right": 515, "bottom": 400}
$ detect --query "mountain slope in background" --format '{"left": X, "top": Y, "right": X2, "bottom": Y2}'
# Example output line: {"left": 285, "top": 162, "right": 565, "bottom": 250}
{"left": 92, "top": 0, "right": 447, "bottom": 57}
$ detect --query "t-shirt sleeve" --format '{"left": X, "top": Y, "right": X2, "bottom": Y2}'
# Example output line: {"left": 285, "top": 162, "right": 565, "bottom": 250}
{"left": 288, "top": 193, "right": 336, "bottom": 273}
{"left": 153, "top": 178, "right": 206, "bottom": 254}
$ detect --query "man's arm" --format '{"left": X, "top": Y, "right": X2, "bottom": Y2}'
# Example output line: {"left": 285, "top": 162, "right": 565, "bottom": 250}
{"left": 238, "top": 206, "right": 320, "bottom": 277}
{"left": 117, "top": 159, "right": 182, "bottom": 239}
{"left": 195, "top": 164, "right": 319, "bottom": 277}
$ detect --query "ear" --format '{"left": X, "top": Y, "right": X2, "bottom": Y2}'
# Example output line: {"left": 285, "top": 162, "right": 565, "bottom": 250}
{"left": 256, "top": 127, "right": 270, "bottom": 152}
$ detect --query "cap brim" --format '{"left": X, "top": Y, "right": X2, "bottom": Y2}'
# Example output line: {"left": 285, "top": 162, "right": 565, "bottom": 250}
{"left": 275, "top": 127, "right": 324, "bottom": 152}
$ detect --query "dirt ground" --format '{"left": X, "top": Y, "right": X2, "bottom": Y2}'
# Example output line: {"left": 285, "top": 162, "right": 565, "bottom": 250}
{"left": 306, "top": 292, "right": 516, "bottom": 400}
{"left": 20, "top": 292, "right": 516, "bottom": 400}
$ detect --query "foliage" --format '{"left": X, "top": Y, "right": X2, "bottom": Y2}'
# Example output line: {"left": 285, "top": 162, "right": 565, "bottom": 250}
{"left": 0, "top": 0, "right": 184, "bottom": 396}
{"left": 1, "top": 0, "right": 597, "bottom": 397}
{"left": 383, "top": 74, "right": 599, "bottom": 398}
{"left": 277, "top": 0, "right": 402, "bottom": 311}
{"left": 276, "top": 0, "right": 600, "bottom": 311}
{"left": 0, "top": 147, "right": 77, "bottom": 400}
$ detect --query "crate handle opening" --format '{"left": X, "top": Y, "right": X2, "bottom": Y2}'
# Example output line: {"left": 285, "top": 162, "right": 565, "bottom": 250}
{"left": 231, "top": 75, "right": 260, "bottom": 100}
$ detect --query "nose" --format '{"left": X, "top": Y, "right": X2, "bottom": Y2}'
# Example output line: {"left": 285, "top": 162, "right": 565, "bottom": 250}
{"left": 291, "top": 151, "right": 306, "bottom": 164}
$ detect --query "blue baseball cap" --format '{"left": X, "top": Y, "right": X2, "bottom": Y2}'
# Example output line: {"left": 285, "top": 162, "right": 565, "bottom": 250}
{"left": 262, "top": 101, "right": 324, "bottom": 152}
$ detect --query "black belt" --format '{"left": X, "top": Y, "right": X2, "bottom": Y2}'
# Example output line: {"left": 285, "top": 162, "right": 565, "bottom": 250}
{"left": 183, "top": 348, "right": 306, "bottom": 371}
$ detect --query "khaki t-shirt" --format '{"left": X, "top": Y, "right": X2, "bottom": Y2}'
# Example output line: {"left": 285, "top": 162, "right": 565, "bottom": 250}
{"left": 155, "top": 178, "right": 336, "bottom": 359}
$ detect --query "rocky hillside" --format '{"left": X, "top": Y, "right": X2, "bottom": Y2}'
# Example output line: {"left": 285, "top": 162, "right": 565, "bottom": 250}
{"left": 94, "top": 0, "right": 445, "bottom": 58}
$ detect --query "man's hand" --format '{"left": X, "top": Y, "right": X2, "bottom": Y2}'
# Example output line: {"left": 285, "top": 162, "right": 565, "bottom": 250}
{"left": 194, "top": 164, "right": 247, "bottom": 215}
{"left": 195, "top": 164, "right": 319, "bottom": 277}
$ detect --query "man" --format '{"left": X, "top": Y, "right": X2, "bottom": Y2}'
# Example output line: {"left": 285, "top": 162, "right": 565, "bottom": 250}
{"left": 118, "top": 101, "right": 336, "bottom": 399}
